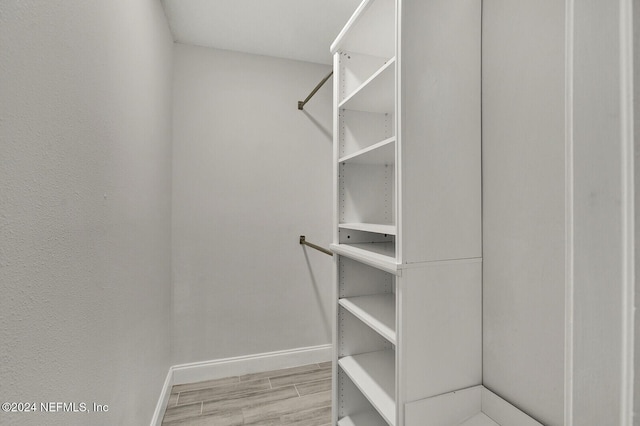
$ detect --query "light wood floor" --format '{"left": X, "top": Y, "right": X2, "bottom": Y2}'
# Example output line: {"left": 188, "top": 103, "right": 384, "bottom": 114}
{"left": 161, "top": 362, "right": 332, "bottom": 425}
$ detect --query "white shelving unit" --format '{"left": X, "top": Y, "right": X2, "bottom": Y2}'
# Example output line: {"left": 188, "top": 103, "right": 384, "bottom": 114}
{"left": 330, "top": 1, "right": 494, "bottom": 425}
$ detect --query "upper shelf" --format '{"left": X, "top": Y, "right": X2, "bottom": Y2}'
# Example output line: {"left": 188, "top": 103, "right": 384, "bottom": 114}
{"left": 339, "top": 222, "right": 396, "bottom": 236}
{"left": 339, "top": 136, "right": 395, "bottom": 165}
{"left": 339, "top": 58, "right": 395, "bottom": 114}
{"left": 330, "top": 242, "right": 399, "bottom": 275}
{"left": 339, "top": 293, "right": 396, "bottom": 344}
{"left": 331, "top": 0, "right": 396, "bottom": 58}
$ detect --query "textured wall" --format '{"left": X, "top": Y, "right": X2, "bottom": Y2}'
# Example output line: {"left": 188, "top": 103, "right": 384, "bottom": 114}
{"left": 0, "top": 1, "right": 173, "bottom": 424}
{"left": 481, "top": 1, "right": 565, "bottom": 425}
{"left": 171, "top": 44, "right": 333, "bottom": 364}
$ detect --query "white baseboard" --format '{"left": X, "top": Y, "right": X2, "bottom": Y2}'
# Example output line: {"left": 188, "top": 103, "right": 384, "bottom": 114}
{"left": 150, "top": 368, "right": 174, "bottom": 426}
{"left": 150, "top": 344, "right": 332, "bottom": 426}
{"left": 171, "top": 344, "right": 332, "bottom": 385}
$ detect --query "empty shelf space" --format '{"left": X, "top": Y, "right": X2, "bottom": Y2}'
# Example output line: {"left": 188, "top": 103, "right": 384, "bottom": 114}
{"left": 338, "top": 410, "right": 389, "bottom": 426}
{"left": 339, "top": 294, "right": 396, "bottom": 344}
{"left": 339, "top": 58, "right": 395, "bottom": 113}
{"left": 339, "top": 222, "right": 396, "bottom": 235}
{"left": 460, "top": 413, "right": 500, "bottom": 426}
{"left": 330, "top": 242, "right": 398, "bottom": 275}
{"left": 330, "top": 0, "right": 395, "bottom": 58}
{"left": 339, "top": 350, "right": 396, "bottom": 426}
{"left": 339, "top": 137, "right": 395, "bottom": 165}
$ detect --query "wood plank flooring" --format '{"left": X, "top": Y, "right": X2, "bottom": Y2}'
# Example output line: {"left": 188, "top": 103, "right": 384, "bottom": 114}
{"left": 161, "top": 362, "right": 332, "bottom": 425}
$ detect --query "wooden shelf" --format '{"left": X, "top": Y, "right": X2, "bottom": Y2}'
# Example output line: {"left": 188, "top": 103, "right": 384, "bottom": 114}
{"left": 330, "top": 242, "right": 399, "bottom": 275}
{"left": 339, "top": 222, "right": 396, "bottom": 236}
{"left": 338, "top": 410, "right": 389, "bottom": 426}
{"left": 339, "top": 58, "right": 395, "bottom": 113}
{"left": 339, "top": 137, "right": 395, "bottom": 165}
{"left": 339, "top": 350, "right": 396, "bottom": 426}
{"left": 330, "top": 0, "right": 395, "bottom": 58}
{"left": 339, "top": 294, "right": 396, "bottom": 344}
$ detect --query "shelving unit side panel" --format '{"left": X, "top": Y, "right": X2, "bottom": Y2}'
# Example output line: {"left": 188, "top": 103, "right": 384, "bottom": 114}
{"left": 399, "top": 0, "right": 482, "bottom": 263}
{"left": 331, "top": 251, "right": 340, "bottom": 425}
{"left": 398, "top": 261, "right": 482, "bottom": 402}
{"left": 333, "top": 51, "right": 342, "bottom": 246}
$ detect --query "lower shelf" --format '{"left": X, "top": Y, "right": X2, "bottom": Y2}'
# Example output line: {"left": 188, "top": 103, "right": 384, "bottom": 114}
{"left": 338, "top": 350, "right": 396, "bottom": 426}
{"left": 404, "top": 385, "right": 542, "bottom": 426}
{"left": 459, "top": 413, "right": 499, "bottom": 426}
{"left": 338, "top": 410, "right": 389, "bottom": 426}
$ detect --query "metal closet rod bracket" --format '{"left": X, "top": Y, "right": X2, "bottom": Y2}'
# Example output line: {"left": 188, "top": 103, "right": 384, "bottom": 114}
{"left": 297, "top": 71, "right": 333, "bottom": 110}
{"left": 299, "top": 235, "right": 333, "bottom": 256}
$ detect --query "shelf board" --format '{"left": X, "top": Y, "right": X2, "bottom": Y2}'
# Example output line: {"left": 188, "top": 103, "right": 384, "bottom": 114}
{"left": 405, "top": 385, "right": 543, "bottom": 426}
{"left": 339, "top": 137, "right": 395, "bottom": 165}
{"left": 339, "top": 294, "right": 396, "bottom": 344}
{"left": 330, "top": 242, "right": 399, "bottom": 275}
{"left": 338, "top": 410, "right": 389, "bottom": 426}
{"left": 339, "top": 58, "right": 395, "bottom": 114}
{"left": 460, "top": 413, "right": 500, "bottom": 426}
{"left": 339, "top": 350, "right": 396, "bottom": 426}
{"left": 339, "top": 222, "right": 396, "bottom": 236}
{"left": 330, "top": 0, "right": 395, "bottom": 58}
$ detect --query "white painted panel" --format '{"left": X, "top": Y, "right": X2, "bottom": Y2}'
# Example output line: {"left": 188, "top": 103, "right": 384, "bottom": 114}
{"left": 400, "top": 262, "right": 482, "bottom": 402}
{"left": 400, "top": 0, "right": 482, "bottom": 263}
{"left": 482, "top": 1, "right": 566, "bottom": 425}
{"left": 634, "top": 0, "right": 640, "bottom": 420}
{"left": 570, "top": 0, "right": 635, "bottom": 423}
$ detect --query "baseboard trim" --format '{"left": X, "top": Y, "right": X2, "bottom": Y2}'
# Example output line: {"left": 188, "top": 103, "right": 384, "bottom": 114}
{"left": 150, "top": 368, "right": 174, "bottom": 426}
{"left": 171, "top": 344, "right": 332, "bottom": 385}
{"left": 150, "top": 344, "right": 332, "bottom": 425}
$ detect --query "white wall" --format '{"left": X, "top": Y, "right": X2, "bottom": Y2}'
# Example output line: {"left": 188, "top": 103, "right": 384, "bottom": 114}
{"left": 0, "top": 1, "right": 173, "bottom": 425}
{"left": 171, "top": 44, "right": 333, "bottom": 364}
{"left": 481, "top": 2, "right": 566, "bottom": 425}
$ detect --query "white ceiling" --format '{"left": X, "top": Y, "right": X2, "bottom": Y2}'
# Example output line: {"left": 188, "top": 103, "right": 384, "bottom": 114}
{"left": 161, "top": 0, "right": 362, "bottom": 65}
